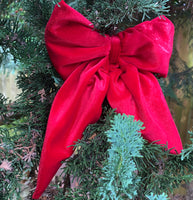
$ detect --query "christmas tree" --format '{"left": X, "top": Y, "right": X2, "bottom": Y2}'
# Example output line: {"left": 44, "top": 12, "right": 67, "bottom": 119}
{"left": 0, "top": 0, "right": 193, "bottom": 199}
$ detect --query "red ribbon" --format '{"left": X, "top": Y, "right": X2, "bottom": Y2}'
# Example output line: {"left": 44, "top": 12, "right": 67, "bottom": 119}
{"left": 33, "top": 1, "right": 183, "bottom": 198}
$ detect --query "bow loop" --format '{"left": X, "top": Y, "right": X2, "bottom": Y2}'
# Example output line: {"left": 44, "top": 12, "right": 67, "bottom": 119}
{"left": 118, "top": 16, "right": 174, "bottom": 77}
{"left": 45, "top": 2, "right": 110, "bottom": 80}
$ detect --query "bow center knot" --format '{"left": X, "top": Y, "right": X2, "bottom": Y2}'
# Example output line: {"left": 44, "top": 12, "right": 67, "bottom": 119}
{"left": 109, "top": 36, "right": 121, "bottom": 65}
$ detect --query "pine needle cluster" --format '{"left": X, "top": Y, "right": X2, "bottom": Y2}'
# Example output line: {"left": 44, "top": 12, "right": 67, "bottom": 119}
{"left": 70, "top": 0, "right": 170, "bottom": 34}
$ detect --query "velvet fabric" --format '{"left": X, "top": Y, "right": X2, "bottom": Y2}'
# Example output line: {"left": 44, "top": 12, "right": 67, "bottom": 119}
{"left": 33, "top": 0, "right": 183, "bottom": 199}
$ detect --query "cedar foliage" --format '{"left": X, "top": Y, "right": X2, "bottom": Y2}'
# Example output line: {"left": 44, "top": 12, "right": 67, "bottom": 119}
{"left": 0, "top": 0, "right": 193, "bottom": 199}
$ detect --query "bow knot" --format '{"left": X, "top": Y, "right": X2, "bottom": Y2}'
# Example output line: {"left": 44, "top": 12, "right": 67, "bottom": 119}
{"left": 109, "top": 35, "right": 121, "bottom": 66}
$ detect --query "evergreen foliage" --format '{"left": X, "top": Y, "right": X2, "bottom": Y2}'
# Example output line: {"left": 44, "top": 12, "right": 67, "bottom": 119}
{"left": 0, "top": 0, "right": 193, "bottom": 199}
{"left": 61, "top": 109, "right": 193, "bottom": 199}
{"left": 97, "top": 114, "right": 144, "bottom": 200}
{"left": 0, "top": 124, "right": 33, "bottom": 199}
{"left": 70, "top": 0, "right": 170, "bottom": 34}
{"left": 0, "top": 1, "right": 61, "bottom": 199}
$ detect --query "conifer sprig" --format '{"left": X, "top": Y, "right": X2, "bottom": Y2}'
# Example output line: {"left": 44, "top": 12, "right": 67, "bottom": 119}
{"left": 97, "top": 114, "right": 144, "bottom": 199}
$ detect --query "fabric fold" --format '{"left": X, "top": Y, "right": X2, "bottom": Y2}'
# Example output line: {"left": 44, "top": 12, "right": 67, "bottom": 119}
{"left": 33, "top": 58, "right": 110, "bottom": 199}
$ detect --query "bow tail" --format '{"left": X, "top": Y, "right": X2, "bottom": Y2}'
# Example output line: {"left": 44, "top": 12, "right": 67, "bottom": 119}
{"left": 33, "top": 60, "right": 109, "bottom": 199}
{"left": 107, "top": 65, "right": 183, "bottom": 154}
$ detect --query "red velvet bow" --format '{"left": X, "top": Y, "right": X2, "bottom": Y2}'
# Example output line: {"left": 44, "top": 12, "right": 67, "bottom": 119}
{"left": 33, "top": 0, "right": 183, "bottom": 198}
